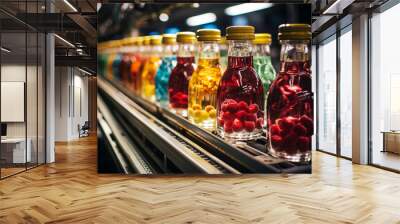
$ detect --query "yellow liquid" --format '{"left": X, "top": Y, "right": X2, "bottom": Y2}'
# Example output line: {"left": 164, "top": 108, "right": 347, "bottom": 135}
{"left": 141, "top": 56, "right": 160, "bottom": 101}
{"left": 106, "top": 53, "right": 116, "bottom": 80}
{"left": 188, "top": 58, "right": 222, "bottom": 130}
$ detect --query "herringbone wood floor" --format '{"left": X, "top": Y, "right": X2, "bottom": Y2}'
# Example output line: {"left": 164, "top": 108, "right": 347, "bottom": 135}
{"left": 0, "top": 136, "right": 399, "bottom": 224}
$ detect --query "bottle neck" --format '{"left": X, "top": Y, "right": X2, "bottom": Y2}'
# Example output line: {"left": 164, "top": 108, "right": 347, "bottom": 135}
{"left": 198, "top": 41, "right": 220, "bottom": 59}
{"left": 151, "top": 45, "right": 162, "bottom": 56}
{"left": 177, "top": 43, "right": 195, "bottom": 58}
{"left": 280, "top": 40, "right": 309, "bottom": 62}
{"left": 163, "top": 44, "right": 177, "bottom": 57}
{"left": 253, "top": 44, "right": 271, "bottom": 57}
{"left": 227, "top": 40, "right": 253, "bottom": 68}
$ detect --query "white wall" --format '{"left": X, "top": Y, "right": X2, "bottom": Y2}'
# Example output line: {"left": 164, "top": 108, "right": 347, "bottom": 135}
{"left": 54, "top": 66, "right": 89, "bottom": 141}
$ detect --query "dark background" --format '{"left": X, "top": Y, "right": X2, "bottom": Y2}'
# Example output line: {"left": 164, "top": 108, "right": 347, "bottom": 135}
{"left": 98, "top": 3, "right": 311, "bottom": 70}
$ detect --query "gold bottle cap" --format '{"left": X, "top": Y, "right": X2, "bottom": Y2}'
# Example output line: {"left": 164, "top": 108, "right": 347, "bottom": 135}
{"left": 219, "top": 36, "right": 227, "bottom": 45}
{"left": 143, "top": 36, "right": 151, "bottom": 45}
{"left": 176, "top": 32, "right": 196, "bottom": 44}
{"left": 162, "top": 34, "right": 176, "bottom": 45}
{"left": 135, "top": 36, "right": 143, "bottom": 45}
{"left": 253, "top": 33, "right": 272, "bottom": 45}
{"left": 278, "top": 24, "right": 311, "bottom": 40}
{"left": 226, "top": 26, "right": 255, "bottom": 40}
{"left": 196, "top": 29, "right": 221, "bottom": 41}
{"left": 150, "top": 35, "right": 162, "bottom": 45}
{"left": 122, "top": 37, "right": 137, "bottom": 46}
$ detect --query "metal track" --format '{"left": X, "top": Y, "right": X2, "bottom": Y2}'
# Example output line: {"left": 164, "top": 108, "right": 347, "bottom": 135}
{"left": 98, "top": 96, "right": 154, "bottom": 174}
{"left": 98, "top": 78, "right": 239, "bottom": 174}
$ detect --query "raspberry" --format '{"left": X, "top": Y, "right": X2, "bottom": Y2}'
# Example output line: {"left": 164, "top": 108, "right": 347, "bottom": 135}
{"left": 222, "top": 111, "right": 235, "bottom": 121}
{"left": 271, "top": 135, "right": 283, "bottom": 147}
{"left": 244, "top": 121, "right": 255, "bottom": 132}
{"left": 232, "top": 119, "right": 243, "bottom": 132}
{"left": 300, "top": 115, "right": 313, "bottom": 135}
{"left": 246, "top": 113, "right": 257, "bottom": 122}
{"left": 227, "top": 101, "right": 239, "bottom": 113}
{"left": 248, "top": 104, "right": 259, "bottom": 113}
{"left": 235, "top": 110, "right": 247, "bottom": 120}
{"left": 278, "top": 117, "right": 294, "bottom": 131}
{"left": 224, "top": 120, "right": 233, "bottom": 133}
{"left": 297, "top": 136, "right": 310, "bottom": 152}
{"left": 237, "top": 101, "right": 248, "bottom": 111}
{"left": 293, "top": 124, "right": 307, "bottom": 136}
{"left": 221, "top": 103, "right": 229, "bottom": 112}
{"left": 270, "top": 124, "right": 281, "bottom": 135}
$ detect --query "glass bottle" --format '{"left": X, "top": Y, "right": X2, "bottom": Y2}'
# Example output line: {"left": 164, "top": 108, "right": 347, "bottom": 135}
{"left": 219, "top": 37, "right": 228, "bottom": 74}
{"left": 112, "top": 40, "right": 123, "bottom": 81}
{"left": 137, "top": 36, "right": 151, "bottom": 96}
{"left": 216, "top": 26, "right": 264, "bottom": 141}
{"left": 168, "top": 32, "right": 196, "bottom": 117}
{"left": 119, "top": 37, "right": 134, "bottom": 87}
{"left": 253, "top": 33, "right": 276, "bottom": 127}
{"left": 141, "top": 35, "right": 162, "bottom": 102}
{"left": 267, "top": 24, "right": 313, "bottom": 163}
{"left": 188, "top": 29, "right": 222, "bottom": 131}
{"left": 155, "top": 34, "right": 177, "bottom": 107}
{"left": 130, "top": 37, "right": 143, "bottom": 93}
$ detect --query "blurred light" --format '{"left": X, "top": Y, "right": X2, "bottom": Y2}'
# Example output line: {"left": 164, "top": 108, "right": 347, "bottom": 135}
{"left": 159, "top": 13, "right": 169, "bottom": 22}
{"left": 121, "top": 3, "right": 133, "bottom": 11}
{"left": 186, "top": 13, "right": 216, "bottom": 27}
{"left": 149, "top": 31, "right": 160, "bottom": 35}
{"left": 63, "top": 0, "right": 78, "bottom": 12}
{"left": 1, "top": 47, "right": 11, "bottom": 53}
{"left": 202, "top": 24, "right": 218, "bottom": 29}
{"left": 232, "top": 16, "right": 248, "bottom": 26}
{"left": 225, "top": 3, "right": 273, "bottom": 16}
{"left": 97, "top": 3, "right": 102, "bottom": 11}
{"left": 54, "top": 34, "right": 75, "bottom": 48}
{"left": 165, "top": 27, "right": 180, "bottom": 34}
{"left": 192, "top": 3, "right": 200, "bottom": 8}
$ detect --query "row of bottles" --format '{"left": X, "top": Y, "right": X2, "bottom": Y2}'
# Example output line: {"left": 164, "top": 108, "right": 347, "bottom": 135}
{"left": 98, "top": 24, "right": 312, "bottom": 163}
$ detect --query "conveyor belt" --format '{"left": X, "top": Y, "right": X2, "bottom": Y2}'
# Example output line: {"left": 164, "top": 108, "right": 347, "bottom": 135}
{"left": 98, "top": 78, "right": 239, "bottom": 174}
{"left": 98, "top": 76, "right": 312, "bottom": 174}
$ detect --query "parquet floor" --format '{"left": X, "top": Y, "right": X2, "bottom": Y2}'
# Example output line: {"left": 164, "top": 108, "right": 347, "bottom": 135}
{"left": 1, "top": 136, "right": 400, "bottom": 224}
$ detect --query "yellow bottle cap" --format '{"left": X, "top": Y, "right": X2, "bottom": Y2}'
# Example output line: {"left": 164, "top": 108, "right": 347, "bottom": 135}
{"left": 143, "top": 36, "right": 151, "bottom": 45}
{"left": 253, "top": 33, "right": 272, "bottom": 45}
{"left": 278, "top": 24, "right": 311, "bottom": 40}
{"left": 196, "top": 29, "right": 221, "bottom": 41}
{"left": 150, "top": 35, "right": 162, "bottom": 45}
{"left": 226, "top": 26, "right": 255, "bottom": 40}
{"left": 176, "top": 32, "right": 196, "bottom": 44}
{"left": 162, "top": 34, "right": 176, "bottom": 44}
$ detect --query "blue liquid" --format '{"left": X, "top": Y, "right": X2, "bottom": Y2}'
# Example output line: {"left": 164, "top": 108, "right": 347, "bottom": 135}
{"left": 112, "top": 54, "right": 122, "bottom": 81}
{"left": 155, "top": 56, "right": 176, "bottom": 106}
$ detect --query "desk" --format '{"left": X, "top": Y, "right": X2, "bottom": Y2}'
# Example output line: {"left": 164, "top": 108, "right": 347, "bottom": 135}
{"left": 382, "top": 131, "right": 400, "bottom": 154}
{"left": 1, "top": 138, "right": 31, "bottom": 163}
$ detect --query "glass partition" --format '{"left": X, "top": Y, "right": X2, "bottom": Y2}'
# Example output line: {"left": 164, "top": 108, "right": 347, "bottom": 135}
{"left": 339, "top": 27, "right": 352, "bottom": 158}
{"left": 317, "top": 35, "right": 337, "bottom": 155}
{"left": 370, "top": 3, "right": 400, "bottom": 171}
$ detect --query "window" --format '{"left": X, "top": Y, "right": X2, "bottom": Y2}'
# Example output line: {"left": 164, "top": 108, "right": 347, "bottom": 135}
{"left": 370, "top": 2, "right": 400, "bottom": 171}
{"left": 339, "top": 27, "right": 352, "bottom": 158}
{"left": 317, "top": 35, "right": 337, "bottom": 154}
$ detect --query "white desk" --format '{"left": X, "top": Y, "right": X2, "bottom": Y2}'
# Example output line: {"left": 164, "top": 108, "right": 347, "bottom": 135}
{"left": 1, "top": 138, "right": 31, "bottom": 163}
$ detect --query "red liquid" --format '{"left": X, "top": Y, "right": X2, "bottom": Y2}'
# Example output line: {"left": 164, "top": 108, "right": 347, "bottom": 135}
{"left": 120, "top": 54, "right": 133, "bottom": 87}
{"left": 267, "top": 61, "right": 313, "bottom": 162}
{"left": 216, "top": 56, "right": 264, "bottom": 140}
{"left": 169, "top": 56, "right": 195, "bottom": 113}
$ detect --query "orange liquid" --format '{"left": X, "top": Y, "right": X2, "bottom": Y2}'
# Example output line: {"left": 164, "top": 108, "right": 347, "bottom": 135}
{"left": 141, "top": 56, "right": 161, "bottom": 101}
